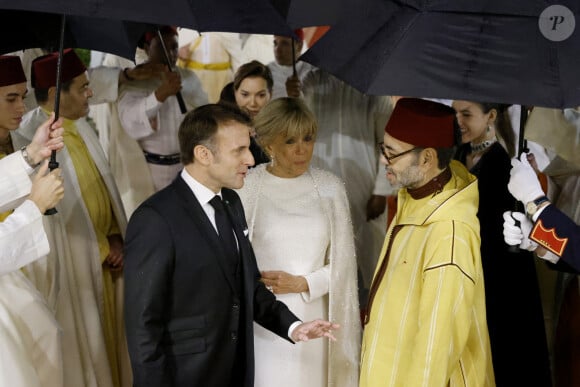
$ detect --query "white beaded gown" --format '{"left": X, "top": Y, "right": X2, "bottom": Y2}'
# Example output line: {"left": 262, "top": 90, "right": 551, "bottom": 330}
{"left": 237, "top": 165, "right": 361, "bottom": 387}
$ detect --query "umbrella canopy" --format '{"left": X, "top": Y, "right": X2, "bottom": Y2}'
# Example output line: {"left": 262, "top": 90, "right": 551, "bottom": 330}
{"left": 0, "top": 0, "right": 294, "bottom": 36}
{"left": 0, "top": 10, "right": 154, "bottom": 60}
{"left": 301, "top": 0, "right": 580, "bottom": 108}
{"left": 269, "top": 0, "right": 345, "bottom": 28}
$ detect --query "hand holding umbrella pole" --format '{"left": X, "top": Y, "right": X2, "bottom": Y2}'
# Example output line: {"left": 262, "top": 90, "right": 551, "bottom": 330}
{"left": 507, "top": 106, "right": 530, "bottom": 252}
{"left": 45, "top": 14, "right": 67, "bottom": 215}
{"left": 156, "top": 28, "right": 186, "bottom": 114}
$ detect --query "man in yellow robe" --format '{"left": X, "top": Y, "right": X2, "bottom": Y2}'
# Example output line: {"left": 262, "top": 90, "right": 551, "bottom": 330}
{"left": 361, "top": 98, "right": 495, "bottom": 386}
{"left": 13, "top": 49, "right": 130, "bottom": 387}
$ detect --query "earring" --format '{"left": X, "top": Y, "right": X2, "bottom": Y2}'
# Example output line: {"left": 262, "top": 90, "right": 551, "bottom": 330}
{"left": 270, "top": 154, "right": 275, "bottom": 167}
{"left": 487, "top": 125, "right": 491, "bottom": 133}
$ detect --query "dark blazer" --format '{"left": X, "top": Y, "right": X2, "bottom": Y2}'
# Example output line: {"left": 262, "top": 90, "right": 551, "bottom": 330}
{"left": 124, "top": 174, "right": 299, "bottom": 387}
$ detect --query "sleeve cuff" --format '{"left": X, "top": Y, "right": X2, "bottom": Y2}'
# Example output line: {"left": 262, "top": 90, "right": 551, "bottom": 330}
{"left": 145, "top": 92, "right": 163, "bottom": 118}
{"left": 288, "top": 320, "right": 302, "bottom": 341}
{"left": 301, "top": 266, "right": 330, "bottom": 302}
{"left": 537, "top": 250, "right": 560, "bottom": 264}
{"left": 17, "top": 151, "right": 35, "bottom": 174}
{"left": 532, "top": 203, "right": 550, "bottom": 222}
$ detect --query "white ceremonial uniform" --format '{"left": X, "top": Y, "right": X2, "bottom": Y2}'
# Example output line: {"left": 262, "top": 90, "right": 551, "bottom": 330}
{"left": 267, "top": 61, "right": 314, "bottom": 100}
{"left": 0, "top": 152, "right": 49, "bottom": 275}
{"left": 88, "top": 54, "right": 155, "bottom": 217}
{"left": 0, "top": 146, "right": 62, "bottom": 387}
{"left": 117, "top": 67, "right": 208, "bottom": 192}
{"left": 178, "top": 29, "right": 243, "bottom": 103}
{"left": 241, "top": 34, "right": 275, "bottom": 65}
{"left": 15, "top": 107, "right": 129, "bottom": 387}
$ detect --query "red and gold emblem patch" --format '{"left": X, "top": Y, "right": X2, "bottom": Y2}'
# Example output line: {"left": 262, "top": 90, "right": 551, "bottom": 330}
{"left": 530, "top": 220, "right": 568, "bottom": 257}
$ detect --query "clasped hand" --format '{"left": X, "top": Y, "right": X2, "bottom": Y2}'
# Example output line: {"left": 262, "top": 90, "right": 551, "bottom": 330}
{"left": 261, "top": 270, "right": 308, "bottom": 294}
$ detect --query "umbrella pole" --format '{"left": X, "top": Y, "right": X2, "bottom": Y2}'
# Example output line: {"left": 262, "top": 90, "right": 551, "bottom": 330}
{"left": 156, "top": 28, "right": 187, "bottom": 114}
{"left": 518, "top": 106, "right": 529, "bottom": 156}
{"left": 291, "top": 38, "right": 297, "bottom": 77}
{"left": 508, "top": 105, "right": 529, "bottom": 252}
{"left": 45, "top": 14, "right": 67, "bottom": 216}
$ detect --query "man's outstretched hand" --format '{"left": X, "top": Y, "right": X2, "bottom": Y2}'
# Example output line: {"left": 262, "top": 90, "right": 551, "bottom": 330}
{"left": 291, "top": 319, "right": 340, "bottom": 343}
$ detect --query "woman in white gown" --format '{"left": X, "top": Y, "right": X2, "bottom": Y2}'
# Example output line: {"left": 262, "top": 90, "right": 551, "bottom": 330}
{"left": 237, "top": 98, "right": 361, "bottom": 387}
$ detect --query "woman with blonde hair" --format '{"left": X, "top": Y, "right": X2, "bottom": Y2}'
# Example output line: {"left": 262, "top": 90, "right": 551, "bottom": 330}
{"left": 237, "top": 97, "right": 360, "bottom": 387}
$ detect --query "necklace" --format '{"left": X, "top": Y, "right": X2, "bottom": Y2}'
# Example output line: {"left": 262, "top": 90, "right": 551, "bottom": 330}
{"left": 470, "top": 138, "right": 497, "bottom": 153}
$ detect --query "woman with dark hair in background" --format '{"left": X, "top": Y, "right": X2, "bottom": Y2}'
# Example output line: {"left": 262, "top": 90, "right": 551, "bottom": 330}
{"left": 453, "top": 101, "right": 552, "bottom": 386}
{"left": 219, "top": 61, "right": 273, "bottom": 166}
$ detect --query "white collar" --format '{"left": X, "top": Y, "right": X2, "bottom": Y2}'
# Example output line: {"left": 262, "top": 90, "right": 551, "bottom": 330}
{"left": 180, "top": 169, "right": 221, "bottom": 205}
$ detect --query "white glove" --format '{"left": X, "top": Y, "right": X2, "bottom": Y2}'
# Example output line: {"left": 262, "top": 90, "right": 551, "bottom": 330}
{"left": 503, "top": 211, "right": 538, "bottom": 251}
{"left": 507, "top": 153, "right": 544, "bottom": 204}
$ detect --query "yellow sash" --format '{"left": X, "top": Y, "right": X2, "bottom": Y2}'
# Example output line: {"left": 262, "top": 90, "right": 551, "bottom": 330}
{"left": 177, "top": 59, "right": 231, "bottom": 71}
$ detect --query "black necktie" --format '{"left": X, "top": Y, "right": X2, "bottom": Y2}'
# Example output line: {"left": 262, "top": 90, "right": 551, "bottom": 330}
{"left": 209, "top": 195, "right": 239, "bottom": 263}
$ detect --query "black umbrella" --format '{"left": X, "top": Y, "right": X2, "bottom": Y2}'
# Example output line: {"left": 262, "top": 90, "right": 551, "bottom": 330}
{"left": 1, "top": 10, "right": 157, "bottom": 213}
{"left": 0, "top": 0, "right": 294, "bottom": 36}
{"left": 269, "top": 0, "right": 345, "bottom": 29}
{"left": 0, "top": 10, "right": 154, "bottom": 60}
{"left": 301, "top": 0, "right": 580, "bottom": 109}
{"left": 1, "top": 0, "right": 299, "bottom": 211}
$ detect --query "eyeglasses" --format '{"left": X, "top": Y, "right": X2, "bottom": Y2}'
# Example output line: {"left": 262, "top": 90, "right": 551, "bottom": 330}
{"left": 378, "top": 142, "right": 419, "bottom": 164}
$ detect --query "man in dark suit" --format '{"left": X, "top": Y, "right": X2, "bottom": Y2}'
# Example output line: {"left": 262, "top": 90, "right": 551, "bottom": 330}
{"left": 124, "top": 103, "right": 339, "bottom": 387}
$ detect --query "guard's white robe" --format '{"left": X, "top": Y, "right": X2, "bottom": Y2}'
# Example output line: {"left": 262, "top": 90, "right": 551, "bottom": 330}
{"left": 0, "top": 269, "right": 63, "bottom": 387}
{"left": 240, "top": 34, "right": 275, "bottom": 66}
{"left": 0, "top": 200, "right": 48, "bottom": 275}
{"left": 177, "top": 30, "right": 243, "bottom": 103}
{"left": 117, "top": 67, "right": 208, "bottom": 193}
{"left": 267, "top": 61, "right": 314, "bottom": 100}
{"left": 300, "top": 69, "right": 394, "bottom": 292}
{"left": 0, "top": 152, "right": 49, "bottom": 272}
{"left": 89, "top": 55, "right": 156, "bottom": 218}
{"left": 14, "top": 107, "right": 129, "bottom": 387}
{"left": 0, "top": 152, "right": 62, "bottom": 387}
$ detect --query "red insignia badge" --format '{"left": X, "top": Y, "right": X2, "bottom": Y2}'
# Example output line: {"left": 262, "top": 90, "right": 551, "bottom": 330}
{"left": 530, "top": 220, "right": 568, "bottom": 257}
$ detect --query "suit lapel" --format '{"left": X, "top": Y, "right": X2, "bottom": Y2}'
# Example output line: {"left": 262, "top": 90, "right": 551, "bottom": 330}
{"left": 173, "top": 176, "right": 237, "bottom": 292}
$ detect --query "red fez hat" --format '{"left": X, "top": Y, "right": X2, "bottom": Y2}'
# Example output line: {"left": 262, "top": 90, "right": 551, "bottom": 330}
{"left": 0, "top": 55, "right": 27, "bottom": 87}
{"left": 31, "top": 48, "right": 87, "bottom": 89}
{"left": 385, "top": 98, "right": 456, "bottom": 148}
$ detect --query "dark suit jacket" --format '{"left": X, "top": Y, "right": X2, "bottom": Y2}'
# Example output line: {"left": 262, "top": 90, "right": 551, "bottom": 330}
{"left": 124, "top": 175, "right": 299, "bottom": 387}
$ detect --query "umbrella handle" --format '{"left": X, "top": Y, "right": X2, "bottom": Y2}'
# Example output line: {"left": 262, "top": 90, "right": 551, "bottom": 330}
{"left": 45, "top": 15, "right": 68, "bottom": 216}
{"left": 507, "top": 106, "right": 531, "bottom": 253}
{"left": 291, "top": 38, "right": 297, "bottom": 77}
{"left": 156, "top": 28, "right": 187, "bottom": 114}
{"left": 44, "top": 150, "right": 59, "bottom": 215}
{"left": 507, "top": 206, "right": 523, "bottom": 253}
